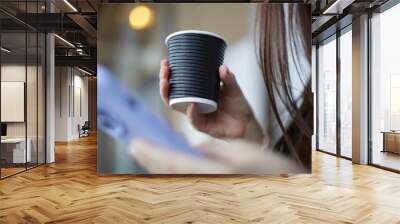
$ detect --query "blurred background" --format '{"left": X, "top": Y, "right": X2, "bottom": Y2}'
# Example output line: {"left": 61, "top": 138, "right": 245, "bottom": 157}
{"left": 98, "top": 3, "right": 268, "bottom": 173}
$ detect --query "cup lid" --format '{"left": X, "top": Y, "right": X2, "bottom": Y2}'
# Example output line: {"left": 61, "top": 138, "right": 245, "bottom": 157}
{"left": 165, "top": 30, "right": 227, "bottom": 46}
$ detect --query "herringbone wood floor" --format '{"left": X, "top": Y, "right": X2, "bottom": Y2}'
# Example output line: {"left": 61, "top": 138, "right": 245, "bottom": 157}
{"left": 1, "top": 134, "right": 400, "bottom": 224}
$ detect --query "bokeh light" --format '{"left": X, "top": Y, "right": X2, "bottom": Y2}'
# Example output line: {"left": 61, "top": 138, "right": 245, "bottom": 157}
{"left": 129, "top": 5, "right": 154, "bottom": 30}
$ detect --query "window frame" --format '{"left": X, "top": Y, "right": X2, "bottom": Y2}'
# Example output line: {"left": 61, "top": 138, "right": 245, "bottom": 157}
{"left": 315, "top": 24, "right": 353, "bottom": 161}
{"left": 367, "top": 0, "right": 400, "bottom": 173}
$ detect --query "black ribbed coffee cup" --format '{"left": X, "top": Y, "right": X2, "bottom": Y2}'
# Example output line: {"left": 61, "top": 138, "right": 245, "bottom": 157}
{"left": 165, "top": 30, "right": 227, "bottom": 113}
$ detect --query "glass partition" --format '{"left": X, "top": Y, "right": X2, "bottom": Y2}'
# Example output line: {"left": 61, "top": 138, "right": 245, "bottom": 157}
{"left": 339, "top": 28, "right": 352, "bottom": 158}
{"left": 27, "top": 31, "right": 38, "bottom": 169}
{"left": 317, "top": 36, "right": 337, "bottom": 154}
{"left": 0, "top": 1, "right": 46, "bottom": 179}
{"left": 37, "top": 0, "right": 46, "bottom": 165}
{"left": 1, "top": 30, "right": 28, "bottom": 177}
{"left": 370, "top": 3, "right": 400, "bottom": 171}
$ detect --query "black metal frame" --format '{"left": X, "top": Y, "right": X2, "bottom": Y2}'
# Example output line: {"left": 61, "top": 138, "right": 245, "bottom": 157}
{"left": 315, "top": 22, "right": 353, "bottom": 161}
{"left": 336, "top": 27, "right": 341, "bottom": 158}
{"left": 367, "top": 10, "right": 373, "bottom": 166}
{"left": 0, "top": 0, "right": 47, "bottom": 180}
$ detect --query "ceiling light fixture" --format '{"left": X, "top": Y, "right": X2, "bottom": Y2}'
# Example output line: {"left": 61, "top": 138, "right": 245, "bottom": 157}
{"left": 323, "top": 0, "right": 354, "bottom": 15}
{"left": 63, "top": 0, "right": 78, "bottom": 12}
{"left": 54, "top": 34, "right": 75, "bottom": 48}
{"left": 76, "top": 48, "right": 84, "bottom": 55}
{"left": 78, "top": 67, "right": 93, "bottom": 76}
{"left": 1, "top": 47, "right": 11, "bottom": 53}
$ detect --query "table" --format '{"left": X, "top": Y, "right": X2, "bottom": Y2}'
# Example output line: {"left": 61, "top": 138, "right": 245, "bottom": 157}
{"left": 1, "top": 138, "right": 31, "bottom": 163}
{"left": 381, "top": 131, "right": 400, "bottom": 154}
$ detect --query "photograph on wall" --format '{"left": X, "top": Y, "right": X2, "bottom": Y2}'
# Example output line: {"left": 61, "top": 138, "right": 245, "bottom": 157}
{"left": 97, "top": 3, "right": 312, "bottom": 174}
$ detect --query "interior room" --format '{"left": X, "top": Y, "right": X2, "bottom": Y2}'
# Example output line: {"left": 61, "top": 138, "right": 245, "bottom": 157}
{"left": 0, "top": 16, "right": 46, "bottom": 178}
{"left": 0, "top": 0, "right": 400, "bottom": 223}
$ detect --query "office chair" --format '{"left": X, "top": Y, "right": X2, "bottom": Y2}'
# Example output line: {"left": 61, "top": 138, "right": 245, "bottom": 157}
{"left": 79, "top": 121, "right": 90, "bottom": 138}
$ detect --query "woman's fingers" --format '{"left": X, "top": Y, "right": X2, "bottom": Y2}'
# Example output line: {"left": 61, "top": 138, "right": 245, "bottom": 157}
{"left": 219, "top": 65, "right": 241, "bottom": 97}
{"left": 186, "top": 103, "right": 209, "bottom": 133}
{"left": 197, "top": 140, "right": 302, "bottom": 174}
{"left": 159, "top": 59, "right": 170, "bottom": 105}
{"left": 197, "top": 140, "right": 254, "bottom": 164}
{"left": 129, "top": 139, "right": 231, "bottom": 174}
{"left": 130, "top": 138, "right": 301, "bottom": 175}
{"left": 159, "top": 59, "right": 185, "bottom": 113}
{"left": 159, "top": 59, "right": 169, "bottom": 80}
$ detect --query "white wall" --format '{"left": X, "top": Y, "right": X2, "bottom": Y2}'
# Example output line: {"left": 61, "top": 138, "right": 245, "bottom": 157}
{"left": 1, "top": 65, "right": 38, "bottom": 137}
{"left": 55, "top": 67, "right": 89, "bottom": 141}
{"left": 1, "top": 65, "right": 26, "bottom": 137}
{"left": 72, "top": 73, "right": 89, "bottom": 138}
{"left": 55, "top": 67, "right": 69, "bottom": 141}
{"left": 1, "top": 64, "right": 46, "bottom": 163}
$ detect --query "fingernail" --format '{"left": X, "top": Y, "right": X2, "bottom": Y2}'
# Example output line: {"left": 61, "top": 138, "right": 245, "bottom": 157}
{"left": 220, "top": 64, "right": 228, "bottom": 73}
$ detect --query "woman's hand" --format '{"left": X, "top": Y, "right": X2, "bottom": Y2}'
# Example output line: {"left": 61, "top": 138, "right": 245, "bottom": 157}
{"left": 130, "top": 138, "right": 303, "bottom": 174}
{"left": 159, "top": 59, "right": 263, "bottom": 143}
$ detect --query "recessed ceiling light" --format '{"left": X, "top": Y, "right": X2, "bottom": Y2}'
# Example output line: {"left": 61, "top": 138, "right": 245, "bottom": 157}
{"left": 63, "top": 0, "right": 78, "bottom": 12}
{"left": 54, "top": 34, "right": 75, "bottom": 48}
{"left": 323, "top": 0, "right": 354, "bottom": 15}
{"left": 1, "top": 47, "right": 11, "bottom": 53}
{"left": 78, "top": 67, "right": 92, "bottom": 76}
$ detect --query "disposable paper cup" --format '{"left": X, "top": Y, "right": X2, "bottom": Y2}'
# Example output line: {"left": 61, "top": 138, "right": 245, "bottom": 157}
{"left": 165, "top": 30, "right": 227, "bottom": 113}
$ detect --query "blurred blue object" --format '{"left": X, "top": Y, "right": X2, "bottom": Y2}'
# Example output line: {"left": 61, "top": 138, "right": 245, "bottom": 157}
{"left": 97, "top": 65, "right": 202, "bottom": 157}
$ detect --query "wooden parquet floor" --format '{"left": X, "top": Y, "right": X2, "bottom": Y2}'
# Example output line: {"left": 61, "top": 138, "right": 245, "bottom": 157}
{"left": 1, "top": 134, "right": 400, "bottom": 224}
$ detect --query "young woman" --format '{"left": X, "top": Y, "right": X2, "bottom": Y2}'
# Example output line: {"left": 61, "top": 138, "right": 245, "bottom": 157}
{"left": 129, "top": 4, "right": 312, "bottom": 174}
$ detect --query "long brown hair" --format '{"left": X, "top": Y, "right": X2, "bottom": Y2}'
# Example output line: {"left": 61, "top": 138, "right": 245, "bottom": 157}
{"left": 258, "top": 4, "right": 313, "bottom": 171}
